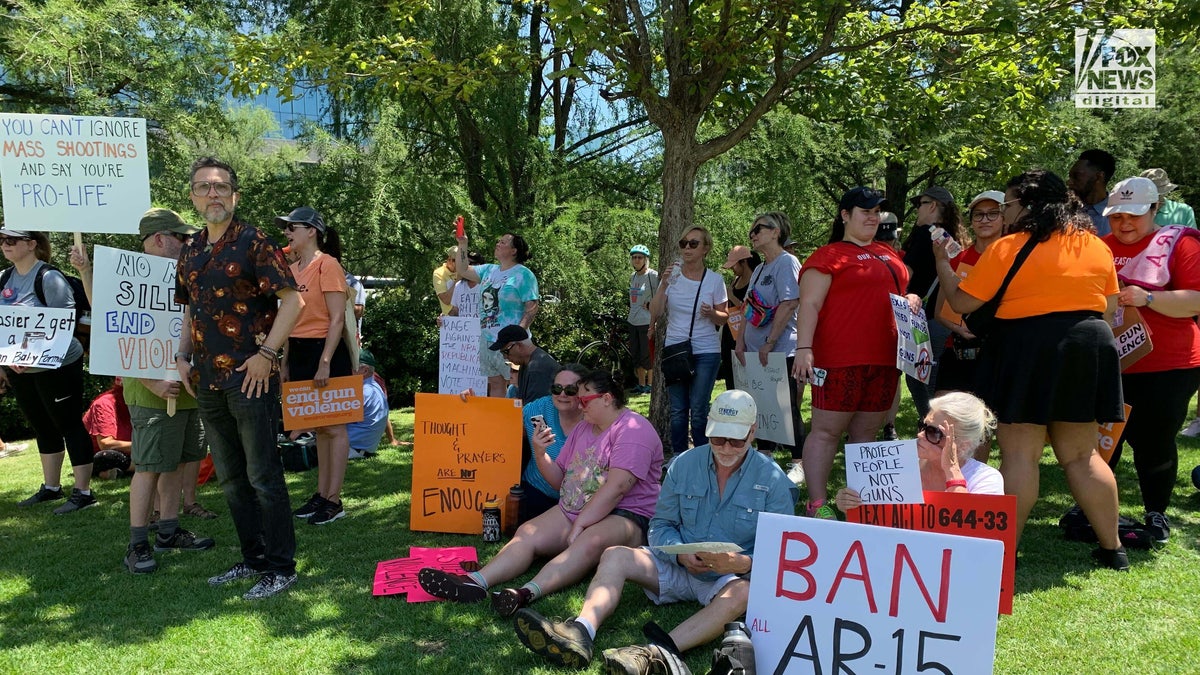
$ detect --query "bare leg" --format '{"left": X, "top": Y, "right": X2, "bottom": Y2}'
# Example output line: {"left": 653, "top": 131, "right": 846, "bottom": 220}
{"left": 478, "top": 508, "right": 571, "bottom": 587}
{"left": 997, "top": 423, "right": 1046, "bottom": 545}
{"left": 157, "top": 467, "right": 185, "bottom": 520}
{"left": 40, "top": 451, "right": 65, "bottom": 488}
{"left": 577, "top": 546, "right": 661, "bottom": 632}
{"left": 181, "top": 460, "right": 201, "bottom": 505}
{"left": 526, "top": 515, "right": 643, "bottom": 596}
{"left": 801, "top": 409, "right": 855, "bottom": 503}
{"left": 846, "top": 411, "right": 888, "bottom": 444}
{"left": 670, "top": 579, "right": 751, "bottom": 652}
{"left": 129, "top": 471, "right": 159, "bottom": 527}
{"left": 72, "top": 462, "right": 92, "bottom": 492}
{"left": 315, "top": 424, "right": 350, "bottom": 503}
{"left": 1049, "top": 421, "right": 1121, "bottom": 550}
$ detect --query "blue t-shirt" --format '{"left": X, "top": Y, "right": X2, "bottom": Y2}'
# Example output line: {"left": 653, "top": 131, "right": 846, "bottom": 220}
{"left": 521, "top": 396, "right": 568, "bottom": 498}
{"left": 347, "top": 375, "right": 389, "bottom": 453}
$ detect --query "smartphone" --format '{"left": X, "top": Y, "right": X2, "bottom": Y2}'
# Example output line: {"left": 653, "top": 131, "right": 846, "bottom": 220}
{"left": 530, "top": 415, "right": 547, "bottom": 432}
{"left": 811, "top": 368, "right": 827, "bottom": 387}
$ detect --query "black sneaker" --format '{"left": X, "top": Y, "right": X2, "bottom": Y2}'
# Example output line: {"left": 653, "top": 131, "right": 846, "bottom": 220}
{"left": 1091, "top": 545, "right": 1130, "bottom": 571}
{"left": 417, "top": 568, "right": 487, "bottom": 602}
{"left": 155, "top": 528, "right": 216, "bottom": 552}
{"left": 310, "top": 500, "right": 345, "bottom": 525}
{"left": 124, "top": 542, "right": 158, "bottom": 574}
{"left": 52, "top": 488, "right": 97, "bottom": 515}
{"left": 513, "top": 608, "right": 593, "bottom": 669}
{"left": 243, "top": 571, "right": 297, "bottom": 600}
{"left": 208, "top": 562, "right": 265, "bottom": 586}
{"left": 293, "top": 492, "right": 325, "bottom": 519}
{"left": 17, "top": 485, "right": 64, "bottom": 507}
{"left": 492, "top": 587, "right": 533, "bottom": 617}
{"left": 1144, "top": 511, "right": 1171, "bottom": 544}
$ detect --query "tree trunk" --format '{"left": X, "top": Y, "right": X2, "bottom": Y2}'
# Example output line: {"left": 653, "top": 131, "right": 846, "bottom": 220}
{"left": 884, "top": 158, "right": 909, "bottom": 226}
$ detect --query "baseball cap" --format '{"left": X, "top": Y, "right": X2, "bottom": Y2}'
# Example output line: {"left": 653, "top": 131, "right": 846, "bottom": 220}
{"left": 0, "top": 228, "right": 34, "bottom": 239}
{"left": 722, "top": 245, "right": 753, "bottom": 269}
{"left": 910, "top": 186, "right": 954, "bottom": 209}
{"left": 968, "top": 190, "right": 1006, "bottom": 211}
{"left": 705, "top": 390, "right": 757, "bottom": 439}
{"left": 138, "top": 208, "right": 200, "bottom": 239}
{"left": 1102, "top": 177, "right": 1158, "bottom": 217}
{"left": 275, "top": 206, "right": 327, "bottom": 233}
{"left": 359, "top": 348, "right": 377, "bottom": 370}
{"left": 1140, "top": 168, "right": 1177, "bottom": 196}
{"left": 875, "top": 212, "right": 898, "bottom": 241}
{"left": 488, "top": 324, "right": 530, "bottom": 351}
{"left": 839, "top": 186, "right": 886, "bottom": 212}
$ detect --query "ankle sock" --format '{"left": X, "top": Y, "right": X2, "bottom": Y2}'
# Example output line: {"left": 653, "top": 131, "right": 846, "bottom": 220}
{"left": 44, "top": 484, "right": 62, "bottom": 492}
{"left": 78, "top": 489, "right": 91, "bottom": 496}
{"left": 573, "top": 616, "right": 597, "bottom": 640}
{"left": 521, "top": 581, "right": 542, "bottom": 601}
{"left": 467, "top": 571, "right": 488, "bottom": 589}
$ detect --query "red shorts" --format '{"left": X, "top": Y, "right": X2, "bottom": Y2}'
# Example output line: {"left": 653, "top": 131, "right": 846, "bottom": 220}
{"left": 810, "top": 365, "right": 898, "bottom": 413}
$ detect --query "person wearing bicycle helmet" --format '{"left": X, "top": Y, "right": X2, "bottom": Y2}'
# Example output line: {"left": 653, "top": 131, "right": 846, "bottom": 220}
{"left": 628, "top": 244, "right": 658, "bottom": 394}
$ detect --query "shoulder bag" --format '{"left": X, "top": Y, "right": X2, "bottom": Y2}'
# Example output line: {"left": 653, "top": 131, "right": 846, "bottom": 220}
{"left": 659, "top": 270, "right": 706, "bottom": 385}
{"left": 962, "top": 235, "right": 1039, "bottom": 340}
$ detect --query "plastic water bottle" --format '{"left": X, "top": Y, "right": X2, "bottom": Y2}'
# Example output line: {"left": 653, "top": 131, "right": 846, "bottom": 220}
{"left": 721, "top": 621, "right": 755, "bottom": 675}
{"left": 930, "top": 226, "right": 963, "bottom": 258}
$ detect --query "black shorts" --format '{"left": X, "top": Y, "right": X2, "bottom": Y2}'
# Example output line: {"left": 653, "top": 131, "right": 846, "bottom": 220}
{"left": 287, "top": 337, "right": 353, "bottom": 382}
{"left": 628, "top": 323, "right": 651, "bottom": 369}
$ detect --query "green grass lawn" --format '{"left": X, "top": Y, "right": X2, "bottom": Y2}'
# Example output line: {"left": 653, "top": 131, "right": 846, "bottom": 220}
{"left": 1, "top": 390, "right": 1199, "bottom": 674}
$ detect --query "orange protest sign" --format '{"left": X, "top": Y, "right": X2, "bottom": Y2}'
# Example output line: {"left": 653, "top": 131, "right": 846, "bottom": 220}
{"left": 727, "top": 304, "right": 745, "bottom": 342}
{"left": 410, "top": 393, "right": 523, "bottom": 534}
{"left": 1097, "top": 403, "right": 1133, "bottom": 463}
{"left": 1112, "top": 304, "right": 1153, "bottom": 371}
{"left": 281, "top": 375, "right": 364, "bottom": 430}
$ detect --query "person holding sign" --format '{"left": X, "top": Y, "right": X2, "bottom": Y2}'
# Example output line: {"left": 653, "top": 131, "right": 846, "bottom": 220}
{"left": 1, "top": 227, "right": 96, "bottom": 514}
{"left": 278, "top": 206, "right": 353, "bottom": 527}
{"left": 418, "top": 371, "right": 662, "bottom": 619}
{"left": 513, "top": 390, "right": 795, "bottom": 673}
{"left": 1100, "top": 176, "right": 1200, "bottom": 543}
{"left": 176, "top": 157, "right": 303, "bottom": 599}
{"left": 934, "top": 169, "right": 1127, "bottom": 570}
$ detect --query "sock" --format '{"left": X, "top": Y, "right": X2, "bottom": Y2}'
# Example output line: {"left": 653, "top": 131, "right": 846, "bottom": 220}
{"left": 130, "top": 525, "right": 149, "bottom": 546}
{"left": 158, "top": 518, "right": 179, "bottom": 539}
{"left": 78, "top": 489, "right": 91, "bottom": 496}
{"left": 521, "top": 581, "right": 543, "bottom": 601}
{"left": 573, "top": 616, "right": 597, "bottom": 640}
{"left": 44, "top": 484, "right": 62, "bottom": 492}
{"left": 467, "top": 571, "right": 489, "bottom": 589}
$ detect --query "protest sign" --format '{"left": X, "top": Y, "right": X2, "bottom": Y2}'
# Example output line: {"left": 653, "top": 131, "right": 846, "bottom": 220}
{"left": 891, "top": 294, "right": 932, "bottom": 384}
{"left": 281, "top": 375, "right": 365, "bottom": 430}
{"left": 727, "top": 306, "right": 744, "bottom": 341}
{"left": 0, "top": 305, "right": 76, "bottom": 368}
{"left": 439, "top": 316, "right": 488, "bottom": 395}
{"left": 410, "top": 393, "right": 522, "bottom": 534}
{"left": 0, "top": 113, "right": 149, "bottom": 233}
{"left": 844, "top": 439, "right": 924, "bottom": 505}
{"left": 747, "top": 514, "right": 1003, "bottom": 675}
{"left": 846, "top": 491, "right": 1018, "bottom": 615}
{"left": 1112, "top": 305, "right": 1152, "bottom": 371}
{"left": 372, "top": 546, "right": 478, "bottom": 600}
{"left": 1097, "top": 403, "right": 1133, "bottom": 463}
{"left": 88, "top": 246, "right": 183, "bottom": 380}
{"left": 732, "top": 352, "right": 794, "bottom": 445}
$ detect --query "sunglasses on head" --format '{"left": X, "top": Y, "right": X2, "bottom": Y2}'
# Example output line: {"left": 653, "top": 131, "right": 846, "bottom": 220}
{"left": 678, "top": 238, "right": 702, "bottom": 249}
{"left": 550, "top": 383, "right": 579, "bottom": 396}
{"left": 709, "top": 435, "right": 749, "bottom": 449}
{"left": 920, "top": 421, "right": 945, "bottom": 445}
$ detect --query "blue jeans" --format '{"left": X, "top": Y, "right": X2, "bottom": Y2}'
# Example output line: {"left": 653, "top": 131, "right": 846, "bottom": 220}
{"left": 198, "top": 384, "right": 296, "bottom": 575}
{"left": 667, "top": 352, "right": 722, "bottom": 455}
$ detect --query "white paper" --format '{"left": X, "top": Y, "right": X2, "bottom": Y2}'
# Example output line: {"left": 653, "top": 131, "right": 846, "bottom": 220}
{"left": 88, "top": 246, "right": 184, "bottom": 380}
{"left": 844, "top": 439, "right": 925, "bottom": 505}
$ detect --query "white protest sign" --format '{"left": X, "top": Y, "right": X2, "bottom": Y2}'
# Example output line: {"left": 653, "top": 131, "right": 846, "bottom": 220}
{"left": 747, "top": 514, "right": 1002, "bottom": 675}
{"left": 88, "top": 246, "right": 183, "bottom": 380}
{"left": 0, "top": 113, "right": 149, "bottom": 233}
{"left": 845, "top": 439, "right": 924, "bottom": 505}
{"left": 891, "top": 294, "right": 932, "bottom": 384}
{"left": 732, "top": 352, "right": 795, "bottom": 445}
{"left": 439, "top": 316, "right": 488, "bottom": 394}
{"left": 0, "top": 306, "right": 76, "bottom": 368}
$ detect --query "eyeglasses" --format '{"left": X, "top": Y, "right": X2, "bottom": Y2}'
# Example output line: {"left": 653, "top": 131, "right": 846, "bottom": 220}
{"left": 283, "top": 223, "right": 313, "bottom": 232}
{"left": 971, "top": 210, "right": 1002, "bottom": 222}
{"left": 501, "top": 344, "right": 517, "bottom": 356}
{"left": 749, "top": 222, "right": 777, "bottom": 237}
{"left": 0, "top": 236, "right": 29, "bottom": 246}
{"left": 678, "top": 239, "right": 702, "bottom": 249}
{"left": 919, "top": 198, "right": 937, "bottom": 207}
{"left": 920, "top": 421, "right": 945, "bottom": 445}
{"left": 1000, "top": 199, "right": 1021, "bottom": 210}
{"left": 550, "top": 383, "right": 579, "bottom": 396}
{"left": 577, "top": 392, "right": 606, "bottom": 408}
{"left": 190, "top": 181, "right": 235, "bottom": 197}
{"left": 709, "top": 435, "right": 750, "bottom": 449}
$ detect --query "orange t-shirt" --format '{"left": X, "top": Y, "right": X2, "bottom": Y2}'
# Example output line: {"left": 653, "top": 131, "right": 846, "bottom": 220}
{"left": 958, "top": 231, "right": 1118, "bottom": 319}
{"left": 290, "top": 254, "right": 349, "bottom": 338}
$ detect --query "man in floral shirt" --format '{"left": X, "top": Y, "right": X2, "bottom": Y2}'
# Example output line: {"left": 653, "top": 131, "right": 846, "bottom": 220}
{"left": 175, "top": 157, "right": 304, "bottom": 600}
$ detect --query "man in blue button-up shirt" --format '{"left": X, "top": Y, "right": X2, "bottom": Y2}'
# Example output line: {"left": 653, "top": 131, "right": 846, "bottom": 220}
{"left": 514, "top": 390, "right": 796, "bottom": 674}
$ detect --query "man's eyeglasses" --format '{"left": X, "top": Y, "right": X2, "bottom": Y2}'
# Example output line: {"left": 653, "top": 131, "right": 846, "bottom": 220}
{"left": 577, "top": 392, "right": 606, "bottom": 408}
{"left": 1000, "top": 199, "right": 1021, "bottom": 210}
{"left": 678, "top": 239, "right": 702, "bottom": 249}
{"left": 190, "top": 181, "right": 235, "bottom": 197}
{"left": 501, "top": 344, "right": 517, "bottom": 356}
{"left": 709, "top": 435, "right": 749, "bottom": 449}
{"left": 749, "top": 222, "right": 777, "bottom": 237}
{"left": 971, "top": 210, "right": 1002, "bottom": 222}
{"left": 283, "top": 223, "right": 314, "bottom": 232}
{"left": 550, "top": 383, "right": 579, "bottom": 396}
{"left": 0, "top": 236, "right": 28, "bottom": 246}
{"left": 920, "top": 421, "right": 945, "bottom": 445}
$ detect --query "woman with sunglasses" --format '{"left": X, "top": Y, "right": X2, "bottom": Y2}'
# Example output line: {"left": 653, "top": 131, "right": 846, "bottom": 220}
{"left": 519, "top": 363, "right": 589, "bottom": 522}
{"left": 278, "top": 207, "right": 354, "bottom": 527}
{"left": 649, "top": 226, "right": 729, "bottom": 455}
{"left": 418, "top": 370, "right": 663, "bottom": 618}
{"left": 0, "top": 228, "right": 96, "bottom": 513}
{"left": 934, "top": 169, "right": 1126, "bottom": 570}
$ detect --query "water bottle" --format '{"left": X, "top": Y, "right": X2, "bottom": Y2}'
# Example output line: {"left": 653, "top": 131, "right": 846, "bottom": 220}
{"left": 721, "top": 621, "right": 755, "bottom": 675}
{"left": 481, "top": 499, "right": 501, "bottom": 542}
{"left": 930, "top": 226, "right": 963, "bottom": 258}
{"left": 504, "top": 484, "right": 523, "bottom": 536}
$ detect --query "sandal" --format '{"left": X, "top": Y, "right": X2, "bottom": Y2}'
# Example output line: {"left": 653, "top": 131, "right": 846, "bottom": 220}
{"left": 183, "top": 502, "right": 218, "bottom": 519}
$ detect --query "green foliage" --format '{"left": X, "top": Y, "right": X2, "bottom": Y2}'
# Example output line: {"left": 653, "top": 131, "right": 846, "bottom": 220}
{"left": 361, "top": 287, "right": 439, "bottom": 406}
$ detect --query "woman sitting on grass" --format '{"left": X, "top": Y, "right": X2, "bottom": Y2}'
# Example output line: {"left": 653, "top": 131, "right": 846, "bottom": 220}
{"left": 418, "top": 370, "right": 663, "bottom": 618}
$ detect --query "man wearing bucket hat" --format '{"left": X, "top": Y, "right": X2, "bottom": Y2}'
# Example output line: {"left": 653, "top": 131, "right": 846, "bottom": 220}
{"left": 628, "top": 244, "right": 658, "bottom": 393}
{"left": 514, "top": 389, "right": 795, "bottom": 674}
{"left": 1141, "top": 168, "right": 1195, "bottom": 229}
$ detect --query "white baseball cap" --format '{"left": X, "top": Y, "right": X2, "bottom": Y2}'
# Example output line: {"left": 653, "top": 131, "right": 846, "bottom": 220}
{"left": 705, "top": 390, "right": 757, "bottom": 439}
{"left": 1103, "top": 177, "right": 1158, "bottom": 217}
{"left": 968, "top": 190, "right": 1006, "bottom": 210}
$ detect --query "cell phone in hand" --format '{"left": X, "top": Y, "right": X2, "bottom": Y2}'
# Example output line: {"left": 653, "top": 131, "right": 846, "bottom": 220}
{"left": 811, "top": 368, "right": 827, "bottom": 386}
{"left": 530, "top": 415, "right": 547, "bottom": 432}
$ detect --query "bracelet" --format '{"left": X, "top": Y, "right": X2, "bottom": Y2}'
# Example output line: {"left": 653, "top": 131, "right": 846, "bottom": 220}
{"left": 945, "top": 479, "right": 967, "bottom": 489}
{"left": 258, "top": 345, "right": 280, "bottom": 361}
{"left": 173, "top": 352, "right": 191, "bottom": 362}
{"left": 796, "top": 346, "right": 812, "bottom": 350}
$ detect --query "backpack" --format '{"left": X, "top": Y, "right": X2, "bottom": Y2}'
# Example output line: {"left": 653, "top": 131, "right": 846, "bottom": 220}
{"left": 0, "top": 263, "right": 92, "bottom": 351}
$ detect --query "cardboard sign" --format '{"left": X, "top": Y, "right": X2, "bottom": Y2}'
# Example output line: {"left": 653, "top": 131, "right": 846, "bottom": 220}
{"left": 0, "top": 306, "right": 76, "bottom": 368}
{"left": 0, "top": 113, "right": 149, "bottom": 233}
{"left": 747, "top": 514, "right": 1003, "bottom": 675}
{"left": 844, "top": 440, "right": 924, "bottom": 505}
{"left": 891, "top": 294, "right": 933, "bottom": 384}
{"left": 1111, "top": 305, "right": 1153, "bottom": 371}
{"left": 372, "top": 546, "right": 478, "bottom": 601}
{"left": 732, "top": 351, "right": 795, "bottom": 445}
{"left": 439, "top": 316, "right": 488, "bottom": 394}
{"left": 846, "top": 491, "right": 1018, "bottom": 615}
{"left": 88, "top": 246, "right": 183, "bottom": 379}
{"left": 410, "top": 393, "right": 522, "bottom": 534}
{"left": 281, "top": 375, "right": 365, "bottom": 430}
{"left": 1097, "top": 403, "right": 1133, "bottom": 463}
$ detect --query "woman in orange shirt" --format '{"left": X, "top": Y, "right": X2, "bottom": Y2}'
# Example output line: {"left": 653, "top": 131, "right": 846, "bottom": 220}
{"left": 279, "top": 207, "right": 353, "bottom": 526}
{"left": 934, "top": 169, "right": 1127, "bottom": 570}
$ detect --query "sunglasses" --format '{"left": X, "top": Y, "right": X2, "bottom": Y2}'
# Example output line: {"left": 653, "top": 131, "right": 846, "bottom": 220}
{"left": 577, "top": 392, "right": 606, "bottom": 408}
{"left": 709, "top": 435, "right": 749, "bottom": 449}
{"left": 920, "top": 422, "right": 945, "bottom": 445}
{"left": 0, "top": 236, "right": 30, "bottom": 246}
{"left": 749, "top": 223, "right": 777, "bottom": 237}
{"left": 678, "top": 239, "right": 702, "bottom": 249}
{"left": 190, "top": 181, "right": 235, "bottom": 197}
{"left": 283, "top": 223, "right": 314, "bottom": 232}
{"left": 550, "top": 383, "right": 579, "bottom": 396}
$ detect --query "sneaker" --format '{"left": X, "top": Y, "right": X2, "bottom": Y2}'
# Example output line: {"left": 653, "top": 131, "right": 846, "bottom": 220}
{"left": 17, "top": 485, "right": 64, "bottom": 507}
{"left": 1182, "top": 418, "right": 1200, "bottom": 438}
{"left": 786, "top": 462, "right": 806, "bottom": 486}
{"left": 293, "top": 492, "right": 326, "bottom": 519}
{"left": 155, "top": 528, "right": 216, "bottom": 551}
{"left": 492, "top": 587, "right": 533, "bottom": 617}
{"left": 1091, "top": 545, "right": 1130, "bottom": 571}
{"left": 602, "top": 644, "right": 692, "bottom": 675}
{"left": 183, "top": 502, "right": 219, "bottom": 519}
{"left": 417, "top": 568, "right": 487, "bottom": 603}
{"left": 124, "top": 542, "right": 158, "bottom": 574}
{"left": 310, "top": 499, "right": 345, "bottom": 525}
{"left": 208, "top": 562, "right": 265, "bottom": 586}
{"left": 513, "top": 608, "right": 593, "bottom": 669}
{"left": 881, "top": 423, "right": 898, "bottom": 441}
{"left": 242, "top": 571, "right": 297, "bottom": 600}
{"left": 806, "top": 500, "right": 837, "bottom": 520}
{"left": 1144, "top": 511, "right": 1171, "bottom": 544}
{"left": 52, "top": 488, "right": 98, "bottom": 514}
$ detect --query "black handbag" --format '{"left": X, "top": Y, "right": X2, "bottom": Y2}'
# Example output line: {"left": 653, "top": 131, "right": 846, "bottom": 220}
{"left": 962, "top": 235, "right": 1038, "bottom": 340}
{"left": 660, "top": 270, "right": 706, "bottom": 385}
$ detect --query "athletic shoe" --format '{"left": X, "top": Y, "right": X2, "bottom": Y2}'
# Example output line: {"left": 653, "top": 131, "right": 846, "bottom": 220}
{"left": 1091, "top": 545, "right": 1130, "bottom": 571}
{"left": 208, "top": 562, "right": 265, "bottom": 586}
{"left": 243, "top": 572, "right": 297, "bottom": 600}
{"left": 124, "top": 542, "right": 158, "bottom": 574}
{"left": 491, "top": 587, "right": 533, "bottom": 617}
{"left": 52, "top": 488, "right": 97, "bottom": 514}
{"left": 1181, "top": 418, "right": 1200, "bottom": 438}
{"left": 513, "top": 608, "right": 593, "bottom": 669}
{"left": 1144, "top": 511, "right": 1171, "bottom": 544}
{"left": 881, "top": 423, "right": 898, "bottom": 441}
{"left": 293, "top": 492, "right": 326, "bottom": 519}
{"left": 17, "top": 485, "right": 64, "bottom": 507}
{"left": 806, "top": 501, "right": 837, "bottom": 520}
{"left": 417, "top": 568, "right": 487, "bottom": 603}
{"left": 786, "top": 462, "right": 806, "bottom": 486}
{"left": 155, "top": 528, "right": 216, "bottom": 551}
{"left": 310, "top": 500, "right": 345, "bottom": 525}
{"left": 183, "top": 502, "right": 219, "bottom": 519}
{"left": 602, "top": 644, "right": 692, "bottom": 675}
